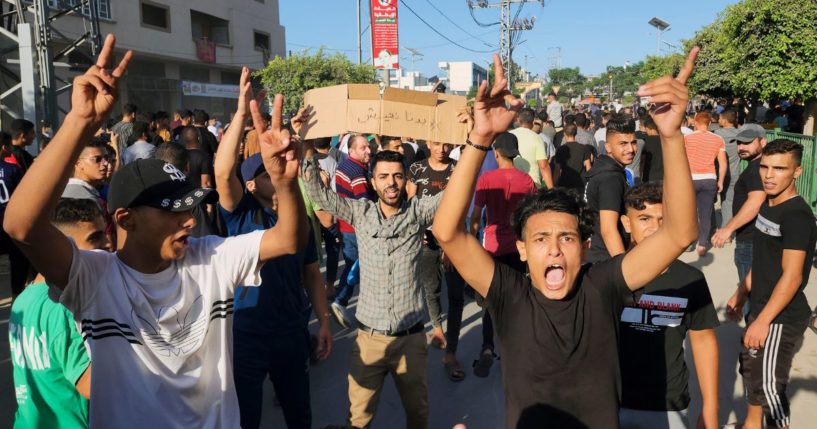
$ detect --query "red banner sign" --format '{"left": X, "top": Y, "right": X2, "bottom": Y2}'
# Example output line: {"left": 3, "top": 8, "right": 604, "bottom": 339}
{"left": 370, "top": 0, "right": 399, "bottom": 70}
{"left": 195, "top": 38, "right": 216, "bottom": 64}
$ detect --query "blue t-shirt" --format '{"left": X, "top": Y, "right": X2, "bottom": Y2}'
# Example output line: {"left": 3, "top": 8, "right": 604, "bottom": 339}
{"left": 220, "top": 193, "right": 318, "bottom": 335}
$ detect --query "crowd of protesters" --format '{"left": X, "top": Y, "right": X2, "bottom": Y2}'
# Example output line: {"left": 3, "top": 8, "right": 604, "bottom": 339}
{"left": 2, "top": 35, "right": 817, "bottom": 429}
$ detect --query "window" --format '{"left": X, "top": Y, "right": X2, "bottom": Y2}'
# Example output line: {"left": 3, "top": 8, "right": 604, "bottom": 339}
{"left": 190, "top": 9, "right": 230, "bottom": 46}
{"left": 140, "top": 1, "right": 170, "bottom": 31}
{"left": 44, "top": 0, "right": 113, "bottom": 20}
{"left": 253, "top": 30, "right": 270, "bottom": 52}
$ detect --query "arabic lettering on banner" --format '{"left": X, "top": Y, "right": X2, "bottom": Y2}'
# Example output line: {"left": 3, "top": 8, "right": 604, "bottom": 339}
{"left": 370, "top": 0, "right": 399, "bottom": 70}
{"left": 181, "top": 81, "right": 240, "bottom": 99}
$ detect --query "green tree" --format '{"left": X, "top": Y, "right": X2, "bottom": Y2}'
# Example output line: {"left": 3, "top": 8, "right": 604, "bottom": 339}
{"left": 254, "top": 49, "right": 377, "bottom": 112}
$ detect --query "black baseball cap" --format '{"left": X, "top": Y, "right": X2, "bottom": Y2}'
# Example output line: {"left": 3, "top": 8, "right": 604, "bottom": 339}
{"left": 107, "top": 159, "right": 217, "bottom": 214}
{"left": 493, "top": 132, "right": 520, "bottom": 158}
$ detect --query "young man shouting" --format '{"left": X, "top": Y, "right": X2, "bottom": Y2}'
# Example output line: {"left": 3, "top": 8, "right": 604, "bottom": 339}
{"left": 727, "top": 139, "right": 816, "bottom": 429}
{"left": 432, "top": 49, "right": 700, "bottom": 429}
{"left": 618, "top": 182, "right": 720, "bottom": 429}
{"left": 3, "top": 35, "right": 308, "bottom": 427}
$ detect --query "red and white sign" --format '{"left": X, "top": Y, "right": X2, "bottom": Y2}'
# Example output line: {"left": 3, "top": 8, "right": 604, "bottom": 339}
{"left": 370, "top": 0, "right": 399, "bottom": 70}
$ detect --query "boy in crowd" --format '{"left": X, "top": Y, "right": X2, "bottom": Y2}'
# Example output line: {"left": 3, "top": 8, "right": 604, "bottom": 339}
{"left": 214, "top": 68, "right": 331, "bottom": 428}
{"left": 553, "top": 123, "right": 593, "bottom": 192}
{"left": 433, "top": 49, "right": 699, "bottom": 428}
{"left": 470, "top": 131, "right": 537, "bottom": 377}
{"left": 3, "top": 35, "right": 308, "bottom": 427}
{"left": 618, "top": 182, "right": 719, "bottom": 429}
{"left": 9, "top": 198, "right": 112, "bottom": 429}
{"left": 6, "top": 119, "right": 36, "bottom": 172}
{"left": 727, "top": 139, "right": 816, "bottom": 429}
{"left": 583, "top": 113, "right": 639, "bottom": 263}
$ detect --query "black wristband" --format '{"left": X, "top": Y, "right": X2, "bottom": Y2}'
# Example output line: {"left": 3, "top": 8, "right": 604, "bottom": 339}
{"left": 466, "top": 139, "right": 491, "bottom": 152}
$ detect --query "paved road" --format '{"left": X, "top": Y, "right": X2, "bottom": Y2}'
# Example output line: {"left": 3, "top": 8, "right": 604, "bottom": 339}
{"left": 2, "top": 243, "right": 816, "bottom": 428}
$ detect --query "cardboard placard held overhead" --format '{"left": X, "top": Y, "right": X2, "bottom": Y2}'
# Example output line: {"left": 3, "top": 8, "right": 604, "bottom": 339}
{"left": 300, "top": 84, "right": 468, "bottom": 144}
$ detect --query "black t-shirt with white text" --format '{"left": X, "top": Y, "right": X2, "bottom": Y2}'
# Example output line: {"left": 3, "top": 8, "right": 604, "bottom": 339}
{"left": 619, "top": 260, "right": 719, "bottom": 411}
{"left": 486, "top": 256, "right": 630, "bottom": 429}
{"left": 408, "top": 158, "right": 454, "bottom": 199}
{"left": 751, "top": 196, "right": 816, "bottom": 323}
{"left": 732, "top": 158, "right": 763, "bottom": 242}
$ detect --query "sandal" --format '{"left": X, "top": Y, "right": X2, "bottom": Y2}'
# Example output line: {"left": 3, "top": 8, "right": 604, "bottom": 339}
{"left": 444, "top": 358, "right": 466, "bottom": 382}
{"left": 473, "top": 349, "right": 496, "bottom": 378}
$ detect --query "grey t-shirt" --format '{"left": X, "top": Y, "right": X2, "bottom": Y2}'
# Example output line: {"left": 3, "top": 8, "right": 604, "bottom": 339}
{"left": 547, "top": 101, "right": 563, "bottom": 128}
{"left": 715, "top": 127, "right": 740, "bottom": 188}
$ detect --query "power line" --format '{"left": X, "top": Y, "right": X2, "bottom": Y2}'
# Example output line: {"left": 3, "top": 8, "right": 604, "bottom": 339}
{"left": 398, "top": 0, "right": 496, "bottom": 54}
{"left": 466, "top": 0, "right": 501, "bottom": 27}
{"left": 421, "top": 0, "right": 495, "bottom": 48}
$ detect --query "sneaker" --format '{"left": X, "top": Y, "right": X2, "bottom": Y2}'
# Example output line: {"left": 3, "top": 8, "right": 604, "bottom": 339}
{"left": 330, "top": 302, "right": 353, "bottom": 329}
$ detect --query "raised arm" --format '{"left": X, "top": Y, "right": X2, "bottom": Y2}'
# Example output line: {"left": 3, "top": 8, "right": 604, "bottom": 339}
{"left": 214, "top": 67, "right": 259, "bottom": 212}
{"left": 622, "top": 47, "right": 700, "bottom": 291}
{"left": 301, "top": 156, "right": 362, "bottom": 226}
{"left": 3, "top": 35, "right": 131, "bottom": 289}
{"left": 432, "top": 55, "right": 523, "bottom": 298}
{"left": 253, "top": 94, "right": 308, "bottom": 262}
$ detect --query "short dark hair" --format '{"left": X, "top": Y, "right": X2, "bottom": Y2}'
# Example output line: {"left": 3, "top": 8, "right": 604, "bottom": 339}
{"left": 155, "top": 110, "right": 170, "bottom": 121}
{"left": 564, "top": 123, "right": 578, "bottom": 138}
{"left": 763, "top": 139, "right": 803, "bottom": 165}
{"left": 606, "top": 113, "right": 636, "bottom": 138}
{"left": 537, "top": 110, "right": 549, "bottom": 122}
{"left": 574, "top": 114, "right": 588, "bottom": 129}
{"left": 0, "top": 131, "right": 11, "bottom": 147}
{"left": 10, "top": 119, "right": 34, "bottom": 138}
{"left": 518, "top": 108, "right": 535, "bottom": 125}
{"left": 180, "top": 126, "right": 201, "bottom": 148}
{"left": 371, "top": 150, "right": 404, "bottom": 173}
{"left": 512, "top": 188, "right": 596, "bottom": 241}
{"left": 53, "top": 198, "right": 103, "bottom": 227}
{"left": 624, "top": 181, "right": 663, "bottom": 211}
{"left": 132, "top": 121, "right": 150, "bottom": 139}
{"left": 642, "top": 115, "right": 657, "bottom": 131}
{"left": 154, "top": 142, "right": 189, "bottom": 171}
{"left": 720, "top": 108, "right": 737, "bottom": 126}
{"left": 312, "top": 137, "right": 332, "bottom": 150}
{"left": 179, "top": 109, "right": 193, "bottom": 120}
{"left": 563, "top": 114, "right": 576, "bottom": 126}
{"left": 123, "top": 103, "right": 138, "bottom": 115}
{"left": 193, "top": 109, "right": 209, "bottom": 124}
{"left": 85, "top": 139, "right": 110, "bottom": 151}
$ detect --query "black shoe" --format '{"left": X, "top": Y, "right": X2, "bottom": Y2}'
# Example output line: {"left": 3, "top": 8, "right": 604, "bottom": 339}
{"left": 473, "top": 350, "right": 496, "bottom": 378}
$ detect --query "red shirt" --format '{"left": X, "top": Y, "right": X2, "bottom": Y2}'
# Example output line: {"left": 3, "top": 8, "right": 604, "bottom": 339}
{"left": 474, "top": 168, "right": 537, "bottom": 256}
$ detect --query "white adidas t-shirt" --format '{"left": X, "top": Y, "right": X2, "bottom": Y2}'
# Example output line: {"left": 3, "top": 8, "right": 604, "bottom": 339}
{"left": 51, "top": 230, "right": 265, "bottom": 428}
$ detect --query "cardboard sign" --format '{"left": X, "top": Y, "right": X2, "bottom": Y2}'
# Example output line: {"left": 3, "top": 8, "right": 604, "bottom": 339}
{"left": 300, "top": 84, "right": 468, "bottom": 144}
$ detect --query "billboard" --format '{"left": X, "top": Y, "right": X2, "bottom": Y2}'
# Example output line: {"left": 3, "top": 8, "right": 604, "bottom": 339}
{"left": 370, "top": 0, "right": 399, "bottom": 70}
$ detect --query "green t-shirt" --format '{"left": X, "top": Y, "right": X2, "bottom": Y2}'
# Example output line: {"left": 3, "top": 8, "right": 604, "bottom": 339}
{"left": 9, "top": 282, "right": 90, "bottom": 429}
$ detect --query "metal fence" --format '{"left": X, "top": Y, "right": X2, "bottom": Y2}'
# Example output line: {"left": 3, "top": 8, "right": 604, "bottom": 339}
{"left": 764, "top": 130, "right": 817, "bottom": 213}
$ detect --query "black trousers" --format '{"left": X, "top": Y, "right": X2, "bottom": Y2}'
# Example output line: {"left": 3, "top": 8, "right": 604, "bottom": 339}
{"left": 233, "top": 328, "right": 312, "bottom": 429}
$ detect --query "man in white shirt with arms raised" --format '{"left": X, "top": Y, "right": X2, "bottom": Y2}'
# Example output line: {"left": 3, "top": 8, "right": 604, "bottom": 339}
{"left": 2, "top": 34, "right": 308, "bottom": 428}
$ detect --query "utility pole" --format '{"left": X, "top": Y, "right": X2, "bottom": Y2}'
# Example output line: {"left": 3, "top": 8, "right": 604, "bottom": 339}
{"left": 0, "top": 0, "right": 101, "bottom": 140}
{"left": 469, "top": 0, "right": 543, "bottom": 89}
{"left": 356, "top": 0, "right": 362, "bottom": 64}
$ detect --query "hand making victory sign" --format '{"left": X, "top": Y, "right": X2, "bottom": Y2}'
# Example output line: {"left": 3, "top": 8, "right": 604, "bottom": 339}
{"left": 470, "top": 54, "right": 525, "bottom": 143}
{"left": 71, "top": 34, "right": 133, "bottom": 129}
{"left": 250, "top": 94, "right": 301, "bottom": 183}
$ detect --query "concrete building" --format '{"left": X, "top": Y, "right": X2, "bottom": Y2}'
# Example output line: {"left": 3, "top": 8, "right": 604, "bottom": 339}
{"left": 438, "top": 61, "right": 487, "bottom": 95}
{"left": 4, "top": 0, "right": 285, "bottom": 123}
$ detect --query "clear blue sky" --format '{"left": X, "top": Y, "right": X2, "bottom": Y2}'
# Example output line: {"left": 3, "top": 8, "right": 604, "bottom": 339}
{"left": 280, "top": 0, "right": 736, "bottom": 78}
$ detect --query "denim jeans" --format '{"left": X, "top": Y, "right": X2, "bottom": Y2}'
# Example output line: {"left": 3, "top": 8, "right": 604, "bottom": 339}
{"left": 336, "top": 232, "right": 359, "bottom": 306}
{"left": 735, "top": 240, "right": 753, "bottom": 284}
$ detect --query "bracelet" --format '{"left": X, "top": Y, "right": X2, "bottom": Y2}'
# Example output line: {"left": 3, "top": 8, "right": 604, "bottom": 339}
{"left": 465, "top": 138, "right": 491, "bottom": 152}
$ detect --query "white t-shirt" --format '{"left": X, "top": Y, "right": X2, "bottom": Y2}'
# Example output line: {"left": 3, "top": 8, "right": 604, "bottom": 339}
{"left": 51, "top": 230, "right": 265, "bottom": 428}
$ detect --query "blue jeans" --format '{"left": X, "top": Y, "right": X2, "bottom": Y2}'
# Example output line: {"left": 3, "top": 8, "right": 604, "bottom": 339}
{"left": 735, "top": 240, "right": 753, "bottom": 284}
{"left": 336, "top": 232, "right": 359, "bottom": 306}
{"left": 233, "top": 328, "right": 311, "bottom": 429}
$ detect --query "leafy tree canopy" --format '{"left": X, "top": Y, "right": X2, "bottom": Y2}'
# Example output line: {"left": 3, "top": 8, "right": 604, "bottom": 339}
{"left": 254, "top": 49, "right": 377, "bottom": 112}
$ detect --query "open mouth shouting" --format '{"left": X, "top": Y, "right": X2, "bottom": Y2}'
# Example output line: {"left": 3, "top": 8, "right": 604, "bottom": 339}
{"left": 384, "top": 187, "right": 399, "bottom": 200}
{"left": 544, "top": 264, "right": 566, "bottom": 290}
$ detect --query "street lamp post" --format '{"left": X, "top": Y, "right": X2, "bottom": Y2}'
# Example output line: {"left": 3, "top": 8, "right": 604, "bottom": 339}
{"left": 648, "top": 17, "right": 671, "bottom": 56}
{"left": 608, "top": 73, "right": 613, "bottom": 103}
